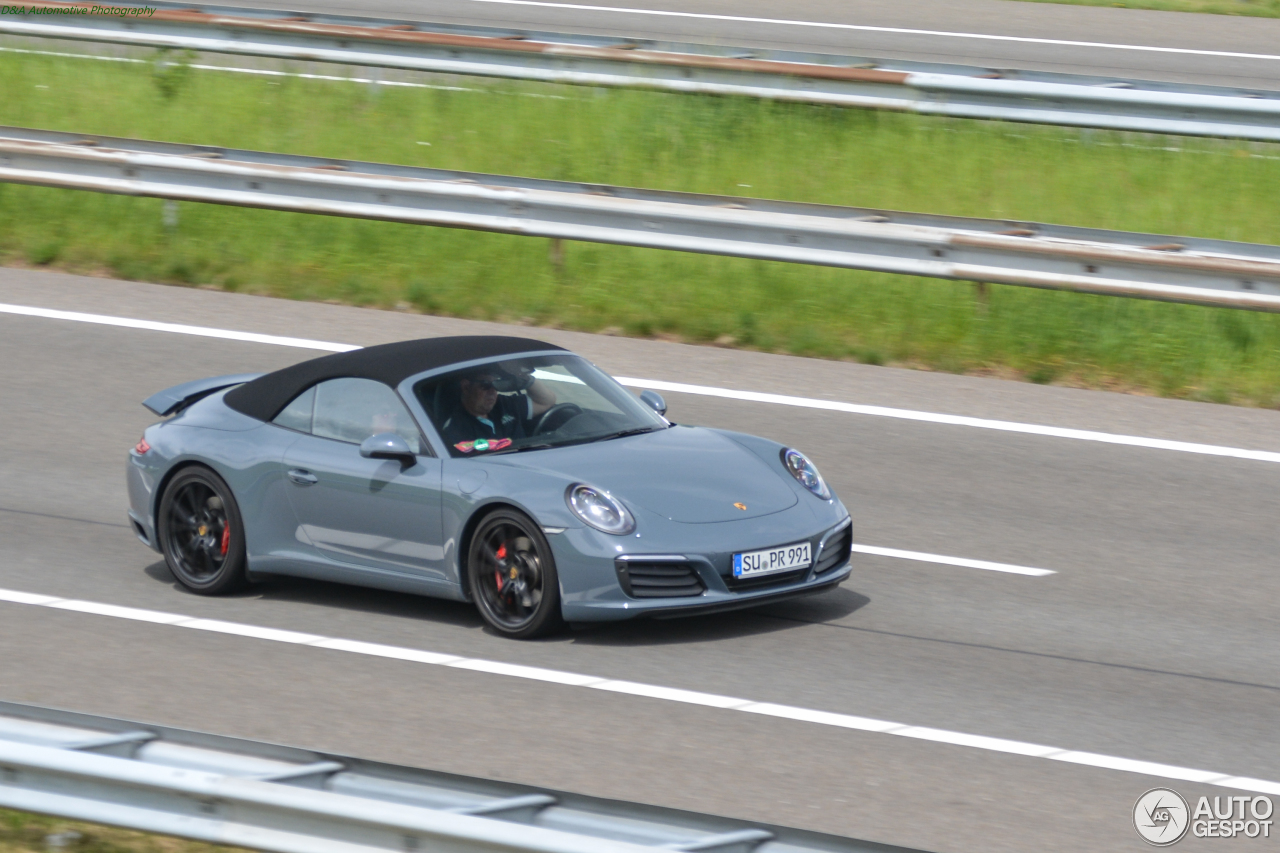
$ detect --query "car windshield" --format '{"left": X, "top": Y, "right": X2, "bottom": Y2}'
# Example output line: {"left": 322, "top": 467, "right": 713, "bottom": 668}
{"left": 414, "top": 354, "right": 668, "bottom": 458}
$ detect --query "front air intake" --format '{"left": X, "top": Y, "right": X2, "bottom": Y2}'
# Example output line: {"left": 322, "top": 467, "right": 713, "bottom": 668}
{"left": 616, "top": 560, "right": 706, "bottom": 598}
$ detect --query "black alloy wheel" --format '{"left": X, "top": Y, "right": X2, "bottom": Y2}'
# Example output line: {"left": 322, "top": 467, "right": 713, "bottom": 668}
{"left": 158, "top": 467, "right": 248, "bottom": 595}
{"left": 467, "top": 509, "right": 563, "bottom": 639}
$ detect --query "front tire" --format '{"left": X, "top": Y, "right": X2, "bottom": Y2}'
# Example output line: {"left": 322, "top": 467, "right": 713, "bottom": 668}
{"left": 467, "top": 509, "right": 563, "bottom": 639}
{"left": 158, "top": 467, "right": 248, "bottom": 595}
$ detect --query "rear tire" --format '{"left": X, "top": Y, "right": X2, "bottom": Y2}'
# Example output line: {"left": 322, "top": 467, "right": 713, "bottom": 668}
{"left": 467, "top": 509, "right": 563, "bottom": 639}
{"left": 158, "top": 467, "right": 248, "bottom": 595}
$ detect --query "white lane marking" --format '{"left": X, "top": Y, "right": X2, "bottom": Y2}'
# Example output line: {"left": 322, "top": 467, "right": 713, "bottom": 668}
{"left": 0, "top": 589, "right": 60, "bottom": 606}
{"left": 850, "top": 544, "right": 1055, "bottom": 576}
{"left": 9, "top": 4, "right": 1279, "bottom": 64}
{"left": 893, "top": 726, "right": 1062, "bottom": 757}
{"left": 0, "top": 304, "right": 357, "bottom": 352}
{"left": 452, "top": 0, "right": 1280, "bottom": 62}
{"left": 311, "top": 637, "right": 462, "bottom": 664}
{"left": 615, "top": 377, "right": 1280, "bottom": 465}
{"left": 177, "top": 618, "right": 327, "bottom": 644}
{"left": 1216, "top": 777, "right": 1280, "bottom": 796}
{"left": 741, "top": 703, "right": 902, "bottom": 732}
{"left": 1050, "top": 751, "right": 1230, "bottom": 783}
{"left": 4, "top": 301, "right": 1278, "bottom": 465}
{"left": 591, "top": 681, "right": 753, "bottom": 708}
{"left": 14, "top": 3, "right": 1275, "bottom": 64}
{"left": 3, "top": 586, "right": 1275, "bottom": 794}
{"left": 45, "top": 599, "right": 189, "bottom": 624}
{"left": 447, "top": 658, "right": 606, "bottom": 686}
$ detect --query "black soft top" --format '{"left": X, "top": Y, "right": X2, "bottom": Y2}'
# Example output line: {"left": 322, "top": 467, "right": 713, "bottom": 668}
{"left": 224, "top": 336, "right": 564, "bottom": 422}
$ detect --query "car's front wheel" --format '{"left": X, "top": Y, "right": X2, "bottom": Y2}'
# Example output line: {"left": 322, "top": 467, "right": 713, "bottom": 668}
{"left": 157, "top": 466, "right": 248, "bottom": 595}
{"left": 467, "top": 509, "right": 563, "bottom": 639}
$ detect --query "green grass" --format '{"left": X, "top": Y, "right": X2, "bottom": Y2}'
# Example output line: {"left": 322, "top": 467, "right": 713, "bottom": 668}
{"left": 0, "top": 808, "right": 241, "bottom": 853}
{"left": 1015, "top": 0, "right": 1280, "bottom": 17}
{"left": 3, "top": 49, "right": 1280, "bottom": 405}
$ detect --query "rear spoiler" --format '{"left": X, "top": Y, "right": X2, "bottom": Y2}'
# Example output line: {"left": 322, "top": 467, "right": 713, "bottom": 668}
{"left": 142, "top": 373, "right": 263, "bottom": 417}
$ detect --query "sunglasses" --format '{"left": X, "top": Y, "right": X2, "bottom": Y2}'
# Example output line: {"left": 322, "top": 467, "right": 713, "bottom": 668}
{"left": 467, "top": 379, "right": 498, "bottom": 391}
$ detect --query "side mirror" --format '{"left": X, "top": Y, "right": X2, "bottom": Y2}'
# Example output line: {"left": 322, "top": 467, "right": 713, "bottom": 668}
{"left": 360, "top": 433, "right": 416, "bottom": 465}
{"left": 640, "top": 390, "right": 667, "bottom": 416}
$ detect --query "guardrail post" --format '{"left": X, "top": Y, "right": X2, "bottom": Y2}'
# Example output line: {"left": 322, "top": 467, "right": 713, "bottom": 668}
{"left": 162, "top": 200, "right": 179, "bottom": 232}
{"left": 973, "top": 281, "right": 989, "bottom": 312}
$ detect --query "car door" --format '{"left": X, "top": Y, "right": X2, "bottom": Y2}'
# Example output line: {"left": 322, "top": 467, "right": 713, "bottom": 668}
{"left": 280, "top": 377, "right": 446, "bottom": 581}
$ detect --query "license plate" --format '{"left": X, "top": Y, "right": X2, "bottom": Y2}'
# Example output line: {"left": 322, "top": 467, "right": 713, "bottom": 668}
{"left": 733, "top": 542, "right": 812, "bottom": 579}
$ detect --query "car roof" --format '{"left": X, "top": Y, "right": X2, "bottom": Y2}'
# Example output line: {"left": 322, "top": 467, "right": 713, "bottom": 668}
{"left": 224, "top": 335, "right": 565, "bottom": 422}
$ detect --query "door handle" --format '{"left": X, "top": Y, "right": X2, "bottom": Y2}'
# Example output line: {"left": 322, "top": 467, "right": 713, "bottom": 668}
{"left": 287, "top": 468, "right": 318, "bottom": 486}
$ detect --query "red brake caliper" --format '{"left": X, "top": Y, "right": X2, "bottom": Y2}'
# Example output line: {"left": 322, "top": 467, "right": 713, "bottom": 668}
{"left": 494, "top": 543, "right": 508, "bottom": 590}
{"left": 220, "top": 524, "right": 230, "bottom": 556}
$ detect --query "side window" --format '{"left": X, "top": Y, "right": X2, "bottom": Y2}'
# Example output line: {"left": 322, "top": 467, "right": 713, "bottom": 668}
{"left": 272, "top": 386, "right": 315, "bottom": 433}
{"left": 312, "top": 378, "right": 422, "bottom": 454}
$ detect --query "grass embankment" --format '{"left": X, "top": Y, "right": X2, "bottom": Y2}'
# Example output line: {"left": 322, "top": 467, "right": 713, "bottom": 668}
{"left": 0, "top": 808, "right": 240, "bottom": 853}
{"left": 2, "top": 51, "right": 1280, "bottom": 404}
{"left": 1017, "top": 0, "right": 1280, "bottom": 17}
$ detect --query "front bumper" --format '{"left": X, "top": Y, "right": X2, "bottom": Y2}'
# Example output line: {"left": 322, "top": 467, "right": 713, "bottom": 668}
{"left": 644, "top": 566, "right": 851, "bottom": 619}
{"left": 557, "top": 515, "right": 853, "bottom": 623}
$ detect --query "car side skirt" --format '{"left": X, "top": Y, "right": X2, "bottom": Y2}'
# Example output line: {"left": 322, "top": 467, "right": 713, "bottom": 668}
{"left": 249, "top": 555, "right": 468, "bottom": 602}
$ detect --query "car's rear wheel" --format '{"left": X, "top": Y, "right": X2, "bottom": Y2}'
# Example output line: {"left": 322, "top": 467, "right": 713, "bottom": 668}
{"left": 467, "top": 509, "right": 563, "bottom": 639}
{"left": 158, "top": 467, "right": 248, "bottom": 595}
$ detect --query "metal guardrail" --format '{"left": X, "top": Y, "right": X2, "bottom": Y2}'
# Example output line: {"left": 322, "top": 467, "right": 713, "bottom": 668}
{"left": 5, "top": 1, "right": 1280, "bottom": 142}
{"left": 0, "top": 700, "right": 907, "bottom": 853}
{"left": 1, "top": 125, "right": 1279, "bottom": 311}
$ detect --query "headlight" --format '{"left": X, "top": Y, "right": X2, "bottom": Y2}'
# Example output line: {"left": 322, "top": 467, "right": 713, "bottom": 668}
{"left": 566, "top": 484, "right": 636, "bottom": 535}
{"left": 781, "top": 448, "right": 830, "bottom": 499}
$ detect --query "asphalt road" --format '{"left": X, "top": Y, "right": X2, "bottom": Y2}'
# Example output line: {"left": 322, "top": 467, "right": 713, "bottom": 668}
{"left": 1, "top": 267, "right": 1278, "bottom": 852}
{"left": 206, "top": 0, "right": 1280, "bottom": 89}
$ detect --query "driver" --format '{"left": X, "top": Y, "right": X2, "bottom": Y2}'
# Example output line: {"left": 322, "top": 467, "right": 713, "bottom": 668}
{"left": 439, "top": 361, "right": 556, "bottom": 450}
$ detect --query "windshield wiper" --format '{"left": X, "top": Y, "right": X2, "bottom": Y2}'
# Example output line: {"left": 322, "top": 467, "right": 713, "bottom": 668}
{"left": 488, "top": 442, "right": 556, "bottom": 455}
{"left": 589, "top": 426, "right": 664, "bottom": 443}
{"left": 487, "top": 427, "right": 664, "bottom": 454}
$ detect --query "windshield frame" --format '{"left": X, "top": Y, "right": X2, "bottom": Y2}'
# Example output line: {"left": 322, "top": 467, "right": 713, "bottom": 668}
{"left": 407, "top": 353, "right": 669, "bottom": 459}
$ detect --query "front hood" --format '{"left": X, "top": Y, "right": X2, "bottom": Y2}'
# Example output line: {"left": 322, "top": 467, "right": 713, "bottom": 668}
{"left": 512, "top": 426, "right": 798, "bottom": 523}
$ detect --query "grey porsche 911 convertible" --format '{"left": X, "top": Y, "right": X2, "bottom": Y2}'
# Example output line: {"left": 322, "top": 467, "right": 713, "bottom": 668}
{"left": 126, "top": 336, "right": 853, "bottom": 638}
